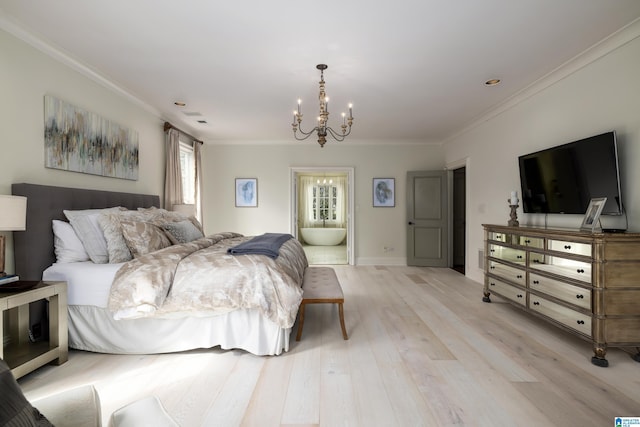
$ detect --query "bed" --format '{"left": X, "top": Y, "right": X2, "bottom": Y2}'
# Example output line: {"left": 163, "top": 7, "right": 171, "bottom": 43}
{"left": 11, "top": 183, "right": 308, "bottom": 356}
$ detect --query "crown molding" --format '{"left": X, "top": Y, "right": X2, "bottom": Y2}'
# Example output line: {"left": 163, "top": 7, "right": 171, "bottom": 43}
{"left": 444, "top": 17, "right": 640, "bottom": 144}
{"left": 0, "top": 12, "right": 162, "bottom": 119}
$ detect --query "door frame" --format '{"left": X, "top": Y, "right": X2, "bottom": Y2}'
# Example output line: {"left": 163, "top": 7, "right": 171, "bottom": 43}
{"left": 446, "top": 157, "right": 470, "bottom": 273}
{"left": 290, "top": 166, "right": 355, "bottom": 265}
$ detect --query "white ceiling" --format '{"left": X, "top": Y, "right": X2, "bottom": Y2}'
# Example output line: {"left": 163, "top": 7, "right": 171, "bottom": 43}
{"left": 2, "top": 1, "right": 640, "bottom": 144}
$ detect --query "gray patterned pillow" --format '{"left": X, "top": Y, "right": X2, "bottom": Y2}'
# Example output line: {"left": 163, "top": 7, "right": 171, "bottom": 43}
{"left": 120, "top": 221, "right": 172, "bottom": 258}
{"left": 99, "top": 209, "right": 168, "bottom": 263}
{"left": 162, "top": 220, "right": 204, "bottom": 244}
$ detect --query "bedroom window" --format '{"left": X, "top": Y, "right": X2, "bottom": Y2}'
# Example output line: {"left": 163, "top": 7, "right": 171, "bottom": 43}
{"left": 312, "top": 181, "right": 337, "bottom": 222}
{"left": 179, "top": 141, "right": 195, "bottom": 204}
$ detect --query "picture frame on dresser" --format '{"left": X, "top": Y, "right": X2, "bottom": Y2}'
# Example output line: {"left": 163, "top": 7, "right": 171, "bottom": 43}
{"left": 580, "top": 197, "right": 606, "bottom": 232}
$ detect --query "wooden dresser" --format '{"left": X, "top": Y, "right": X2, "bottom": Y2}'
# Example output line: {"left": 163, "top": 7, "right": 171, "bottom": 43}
{"left": 483, "top": 224, "right": 640, "bottom": 367}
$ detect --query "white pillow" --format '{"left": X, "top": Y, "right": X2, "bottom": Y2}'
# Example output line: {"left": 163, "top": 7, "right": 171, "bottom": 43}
{"left": 64, "top": 207, "right": 124, "bottom": 264}
{"left": 52, "top": 220, "right": 90, "bottom": 263}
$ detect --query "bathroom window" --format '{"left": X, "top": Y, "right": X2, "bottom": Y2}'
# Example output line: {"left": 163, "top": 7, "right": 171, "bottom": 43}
{"left": 313, "top": 182, "right": 337, "bottom": 222}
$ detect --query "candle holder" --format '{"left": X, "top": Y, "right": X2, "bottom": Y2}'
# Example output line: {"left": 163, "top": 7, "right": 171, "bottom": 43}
{"left": 508, "top": 200, "right": 519, "bottom": 227}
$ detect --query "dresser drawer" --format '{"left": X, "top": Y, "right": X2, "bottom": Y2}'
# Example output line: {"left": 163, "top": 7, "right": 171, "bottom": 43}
{"left": 530, "top": 258, "right": 592, "bottom": 284}
{"left": 519, "top": 236, "right": 544, "bottom": 249}
{"left": 487, "top": 278, "right": 526, "bottom": 306}
{"left": 530, "top": 295, "right": 591, "bottom": 336}
{"left": 529, "top": 273, "right": 591, "bottom": 310}
{"left": 548, "top": 239, "right": 591, "bottom": 257}
{"left": 488, "top": 261, "right": 526, "bottom": 286}
{"left": 488, "top": 244, "right": 526, "bottom": 264}
{"left": 489, "top": 231, "right": 508, "bottom": 242}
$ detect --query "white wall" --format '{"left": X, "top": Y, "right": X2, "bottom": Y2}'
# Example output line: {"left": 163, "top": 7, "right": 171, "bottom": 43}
{"left": 201, "top": 143, "right": 445, "bottom": 264}
{"left": 0, "top": 29, "right": 165, "bottom": 273}
{"left": 443, "top": 27, "right": 640, "bottom": 284}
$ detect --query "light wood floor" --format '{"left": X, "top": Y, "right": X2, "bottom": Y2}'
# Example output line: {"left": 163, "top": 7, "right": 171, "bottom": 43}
{"left": 19, "top": 266, "right": 640, "bottom": 426}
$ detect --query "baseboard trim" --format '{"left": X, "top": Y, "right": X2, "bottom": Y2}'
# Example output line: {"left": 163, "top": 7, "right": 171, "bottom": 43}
{"left": 356, "top": 257, "right": 407, "bottom": 266}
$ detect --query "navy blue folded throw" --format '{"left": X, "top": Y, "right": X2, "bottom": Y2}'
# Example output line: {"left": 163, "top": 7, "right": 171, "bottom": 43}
{"left": 227, "top": 233, "right": 293, "bottom": 259}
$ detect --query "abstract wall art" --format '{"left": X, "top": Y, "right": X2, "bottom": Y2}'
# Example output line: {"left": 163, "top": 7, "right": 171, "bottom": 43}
{"left": 235, "top": 178, "right": 258, "bottom": 207}
{"left": 44, "top": 95, "right": 139, "bottom": 180}
{"left": 373, "top": 177, "right": 395, "bottom": 207}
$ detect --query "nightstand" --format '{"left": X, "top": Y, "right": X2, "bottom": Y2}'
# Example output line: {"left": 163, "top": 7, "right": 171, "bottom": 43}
{"left": 0, "top": 281, "right": 68, "bottom": 379}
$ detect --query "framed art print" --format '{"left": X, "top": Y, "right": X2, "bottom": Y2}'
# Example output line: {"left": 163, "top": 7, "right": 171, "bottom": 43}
{"left": 580, "top": 197, "right": 606, "bottom": 232}
{"left": 235, "top": 178, "right": 258, "bottom": 207}
{"left": 373, "top": 178, "right": 395, "bottom": 207}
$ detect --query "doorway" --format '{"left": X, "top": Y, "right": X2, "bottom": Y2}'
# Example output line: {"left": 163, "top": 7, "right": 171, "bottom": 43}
{"left": 452, "top": 167, "right": 466, "bottom": 274}
{"left": 290, "top": 167, "right": 355, "bottom": 265}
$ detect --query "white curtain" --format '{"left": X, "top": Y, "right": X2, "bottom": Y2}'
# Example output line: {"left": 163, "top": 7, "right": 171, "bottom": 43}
{"left": 334, "top": 175, "right": 347, "bottom": 228}
{"left": 193, "top": 141, "right": 203, "bottom": 227}
{"left": 298, "top": 176, "right": 316, "bottom": 228}
{"left": 163, "top": 128, "right": 182, "bottom": 209}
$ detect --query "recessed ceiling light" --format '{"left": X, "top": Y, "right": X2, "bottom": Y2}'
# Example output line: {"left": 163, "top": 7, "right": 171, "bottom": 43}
{"left": 485, "top": 79, "right": 501, "bottom": 86}
{"left": 174, "top": 101, "right": 186, "bottom": 107}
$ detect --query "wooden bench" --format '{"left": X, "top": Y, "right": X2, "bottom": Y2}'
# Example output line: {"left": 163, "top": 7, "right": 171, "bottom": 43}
{"left": 296, "top": 267, "right": 348, "bottom": 341}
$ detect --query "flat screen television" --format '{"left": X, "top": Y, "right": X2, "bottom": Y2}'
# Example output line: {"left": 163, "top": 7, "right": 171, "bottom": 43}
{"left": 518, "top": 131, "right": 622, "bottom": 215}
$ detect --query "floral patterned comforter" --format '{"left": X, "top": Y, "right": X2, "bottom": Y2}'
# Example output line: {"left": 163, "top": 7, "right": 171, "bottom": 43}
{"left": 107, "top": 232, "right": 308, "bottom": 328}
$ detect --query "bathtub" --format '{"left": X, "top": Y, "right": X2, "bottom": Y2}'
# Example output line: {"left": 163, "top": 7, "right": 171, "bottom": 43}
{"left": 300, "top": 227, "right": 346, "bottom": 246}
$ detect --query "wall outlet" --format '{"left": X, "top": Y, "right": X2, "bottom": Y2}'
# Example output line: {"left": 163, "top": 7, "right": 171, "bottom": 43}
{"left": 383, "top": 246, "right": 395, "bottom": 252}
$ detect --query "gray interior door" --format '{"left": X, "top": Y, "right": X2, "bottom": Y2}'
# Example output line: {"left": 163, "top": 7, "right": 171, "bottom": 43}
{"left": 407, "top": 170, "right": 449, "bottom": 267}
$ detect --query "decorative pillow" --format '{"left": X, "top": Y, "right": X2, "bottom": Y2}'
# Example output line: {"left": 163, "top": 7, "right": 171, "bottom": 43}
{"left": 0, "top": 358, "right": 53, "bottom": 426}
{"left": 64, "top": 207, "right": 125, "bottom": 264}
{"left": 161, "top": 220, "right": 204, "bottom": 244}
{"left": 52, "top": 220, "right": 90, "bottom": 263}
{"left": 157, "top": 210, "right": 204, "bottom": 234}
{"left": 121, "top": 221, "right": 172, "bottom": 258}
{"left": 99, "top": 209, "right": 167, "bottom": 263}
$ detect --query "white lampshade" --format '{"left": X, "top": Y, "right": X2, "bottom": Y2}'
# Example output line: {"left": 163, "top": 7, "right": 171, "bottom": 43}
{"left": 172, "top": 203, "right": 195, "bottom": 217}
{"left": 0, "top": 195, "right": 27, "bottom": 231}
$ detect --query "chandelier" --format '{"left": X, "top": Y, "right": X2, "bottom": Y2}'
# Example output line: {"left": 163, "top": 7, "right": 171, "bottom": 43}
{"left": 292, "top": 64, "right": 354, "bottom": 148}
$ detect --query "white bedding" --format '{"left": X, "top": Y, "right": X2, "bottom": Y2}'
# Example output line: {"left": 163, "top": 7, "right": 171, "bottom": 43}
{"left": 43, "top": 261, "right": 123, "bottom": 307}
{"left": 42, "top": 260, "right": 295, "bottom": 355}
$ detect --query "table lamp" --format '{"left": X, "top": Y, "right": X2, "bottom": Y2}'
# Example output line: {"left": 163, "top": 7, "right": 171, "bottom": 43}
{"left": 0, "top": 195, "right": 27, "bottom": 277}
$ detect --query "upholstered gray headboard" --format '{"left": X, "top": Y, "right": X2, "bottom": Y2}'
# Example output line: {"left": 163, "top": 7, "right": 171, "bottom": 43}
{"left": 11, "top": 183, "right": 160, "bottom": 280}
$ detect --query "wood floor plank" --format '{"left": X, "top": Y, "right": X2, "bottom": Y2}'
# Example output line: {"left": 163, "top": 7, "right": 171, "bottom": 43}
{"left": 241, "top": 350, "right": 293, "bottom": 426}
{"left": 15, "top": 265, "right": 640, "bottom": 426}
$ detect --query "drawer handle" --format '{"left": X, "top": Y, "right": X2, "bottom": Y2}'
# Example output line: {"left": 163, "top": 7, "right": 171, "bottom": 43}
{"left": 577, "top": 320, "right": 585, "bottom": 325}
{"left": 533, "top": 301, "right": 540, "bottom": 305}
{"left": 533, "top": 259, "right": 540, "bottom": 263}
{"left": 516, "top": 275, "right": 523, "bottom": 279}
{"left": 490, "top": 282, "right": 495, "bottom": 287}
{"left": 576, "top": 269, "right": 585, "bottom": 274}
{"left": 490, "top": 266, "right": 495, "bottom": 269}
{"left": 532, "top": 280, "right": 539, "bottom": 284}
{"left": 525, "top": 239, "right": 531, "bottom": 244}
{"left": 576, "top": 294, "right": 584, "bottom": 299}
{"left": 564, "top": 245, "right": 571, "bottom": 250}
{"left": 517, "top": 255, "right": 523, "bottom": 259}
{"left": 517, "top": 294, "right": 523, "bottom": 298}
{"left": 490, "top": 249, "right": 495, "bottom": 253}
